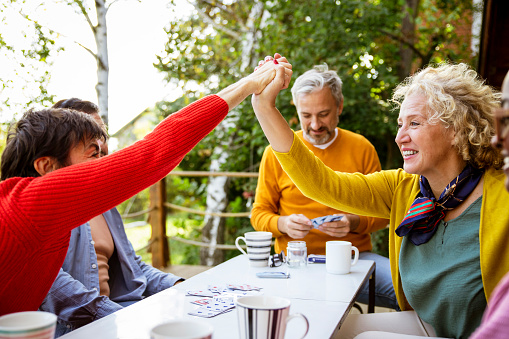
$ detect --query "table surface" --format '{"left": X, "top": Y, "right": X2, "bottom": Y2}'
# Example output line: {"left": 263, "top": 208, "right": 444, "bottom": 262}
{"left": 60, "top": 255, "right": 375, "bottom": 339}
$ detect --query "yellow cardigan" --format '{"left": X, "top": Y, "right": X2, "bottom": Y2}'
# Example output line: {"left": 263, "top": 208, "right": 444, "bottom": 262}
{"left": 274, "top": 132, "right": 509, "bottom": 309}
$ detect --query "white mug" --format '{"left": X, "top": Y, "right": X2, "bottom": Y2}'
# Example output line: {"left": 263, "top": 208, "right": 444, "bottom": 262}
{"left": 150, "top": 320, "right": 213, "bottom": 339}
{"left": 326, "top": 241, "right": 359, "bottom": 274}
{"left": 0, "top": 311, "right": 57, "bottom": 339}
{"left": 236, "top": 296, "right": 309, "bottom": 339}
{"left": 235, "top": 231, "right": 272, "bottom": 267}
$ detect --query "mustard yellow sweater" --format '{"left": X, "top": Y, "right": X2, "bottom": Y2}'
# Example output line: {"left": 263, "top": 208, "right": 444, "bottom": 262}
{"left": 251, "top": 129, "right": 388, "bottom": 255}
{"left": 274, "top": 132, "right": 509, "bottom": 309}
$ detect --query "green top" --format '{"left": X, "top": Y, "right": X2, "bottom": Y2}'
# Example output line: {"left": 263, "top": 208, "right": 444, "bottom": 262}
{"left": 399, "top": 196, "right": 486, "bottom": 339}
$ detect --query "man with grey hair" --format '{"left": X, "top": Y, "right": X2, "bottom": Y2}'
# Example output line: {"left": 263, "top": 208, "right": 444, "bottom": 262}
{"left": 251, "top": 64, "right": 398, "bottom": 310}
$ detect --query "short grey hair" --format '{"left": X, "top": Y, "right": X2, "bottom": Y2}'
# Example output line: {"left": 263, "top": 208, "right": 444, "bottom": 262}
{"left": 291, "top": 64, "right": 344, "bottom": 108}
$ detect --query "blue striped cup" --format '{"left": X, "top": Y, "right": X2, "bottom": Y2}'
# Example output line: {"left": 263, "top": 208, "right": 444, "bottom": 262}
{"left": 235, "top": 231, "right": 272, "bottom": 267}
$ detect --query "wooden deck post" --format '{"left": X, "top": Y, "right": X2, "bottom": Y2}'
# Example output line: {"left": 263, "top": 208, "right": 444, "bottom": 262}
{"left": 149, "top": 178, "right": 169, "bottom": 268}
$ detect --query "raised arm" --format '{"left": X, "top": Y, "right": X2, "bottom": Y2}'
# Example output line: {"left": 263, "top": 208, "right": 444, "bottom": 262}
{"left": 218, "top": 54, "right": 292, "bottom": 109}
{"left": 251, "top": 55, "right": 295, "bottom": 153}
{"left": 7, "top": 54, "right": 292, "bottom": 231}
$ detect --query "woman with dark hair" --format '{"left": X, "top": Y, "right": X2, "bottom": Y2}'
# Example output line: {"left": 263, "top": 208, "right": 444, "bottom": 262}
{"left": 251, "top": 59, "right": 509, "bottom": 338}
{"left": 0, "top": 54, "right": 292, "bottom": 316}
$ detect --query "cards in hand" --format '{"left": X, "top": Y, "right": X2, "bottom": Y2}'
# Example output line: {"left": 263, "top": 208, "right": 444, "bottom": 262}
{"left": 311, "top": 215, "right": 343, "bottom": 228}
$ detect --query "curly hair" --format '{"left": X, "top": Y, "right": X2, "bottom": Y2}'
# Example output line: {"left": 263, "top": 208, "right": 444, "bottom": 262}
{"left": 392, "top": 62, "right": 502, "bottom": 169}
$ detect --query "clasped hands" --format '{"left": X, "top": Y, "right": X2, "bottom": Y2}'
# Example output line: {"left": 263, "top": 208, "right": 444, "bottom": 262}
{"left": 250, "top": 53, "right": 292, "bottom": 104}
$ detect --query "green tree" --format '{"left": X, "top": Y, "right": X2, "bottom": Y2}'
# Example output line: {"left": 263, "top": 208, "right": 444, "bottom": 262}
{"left": 155, "top": 0, "right": 478, "bottom": 260}
{"left": 0, "top": 1, "right": 61, "bottom": 121}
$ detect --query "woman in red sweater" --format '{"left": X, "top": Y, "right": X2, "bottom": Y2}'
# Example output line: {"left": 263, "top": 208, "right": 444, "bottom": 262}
{"left": 0, "top": 54, "right": 292, "bottom": 316}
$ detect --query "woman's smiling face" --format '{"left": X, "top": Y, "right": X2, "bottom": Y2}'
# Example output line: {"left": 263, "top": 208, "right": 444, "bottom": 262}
{"left": 395, "top": 94, "right": 462, "bottom": 183}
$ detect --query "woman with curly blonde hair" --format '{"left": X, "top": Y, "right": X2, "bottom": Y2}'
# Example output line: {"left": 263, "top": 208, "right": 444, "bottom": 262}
{"left": 392, "top": 62, "right": 502, "bottom": 170}
{"left": 251, "top": 60, "right": 509, "bottom": 339}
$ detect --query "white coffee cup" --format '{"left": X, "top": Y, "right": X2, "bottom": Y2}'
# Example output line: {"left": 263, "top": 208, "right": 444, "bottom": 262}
{"left": 150, "top": 320, "right": 213, "bottom": 339}
{"left": 0, "top": 311, "right": 57, "bottom": 339}
{"left": 326, "top": 240, "right": 359, "bottom": 274}
{"left": 235, "top": 231, "right": 272, "bottom": 267}
{"left": 236, "top": 296, "right": 309, "bottom": 339}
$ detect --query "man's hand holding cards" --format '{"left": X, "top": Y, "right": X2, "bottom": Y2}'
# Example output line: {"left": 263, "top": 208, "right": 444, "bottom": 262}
{"left": 311, "top": 215, "right": 343, "bottom": 229}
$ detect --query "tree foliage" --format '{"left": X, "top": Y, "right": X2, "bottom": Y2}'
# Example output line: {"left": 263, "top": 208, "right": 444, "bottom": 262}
{"left": 154, "top": 0, "right": 478, "bottom": 258}
{"left": 0, "top": 0, "right": 62, "bottom": 121}
{"left": 156, "top": 0, "right": 476, "bottom": 177}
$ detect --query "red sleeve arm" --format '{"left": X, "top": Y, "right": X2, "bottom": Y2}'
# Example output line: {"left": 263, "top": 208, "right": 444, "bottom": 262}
{"left": 6, "top": 95, "right": 229, "bottom": 234}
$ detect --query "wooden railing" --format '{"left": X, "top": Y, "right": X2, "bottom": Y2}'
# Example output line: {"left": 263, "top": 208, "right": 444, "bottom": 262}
{"left": 124, "top": 170, "right": 258, "bottom": 268}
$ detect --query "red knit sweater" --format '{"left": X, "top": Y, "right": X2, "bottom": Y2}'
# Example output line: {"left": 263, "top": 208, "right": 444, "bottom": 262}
{"left": 0, "top": 95, "right": 228, "bottom": 315}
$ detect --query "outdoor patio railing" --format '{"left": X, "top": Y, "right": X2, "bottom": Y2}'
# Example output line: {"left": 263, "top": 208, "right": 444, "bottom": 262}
{"left": 122, "top": 170, "right": 258, "bottom": 268}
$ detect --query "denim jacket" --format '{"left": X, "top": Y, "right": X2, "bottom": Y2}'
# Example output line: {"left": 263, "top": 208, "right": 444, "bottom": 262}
{"left": 39, "top": 208, "right": 182, "bottom": 337}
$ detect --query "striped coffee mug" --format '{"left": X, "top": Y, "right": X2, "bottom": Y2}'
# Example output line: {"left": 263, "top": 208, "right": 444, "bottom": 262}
{"left": 235, "top": 231, "right": 272, "bottom": 267}
{"left": 236, "top": 296, "right": 309, "bottom": 339}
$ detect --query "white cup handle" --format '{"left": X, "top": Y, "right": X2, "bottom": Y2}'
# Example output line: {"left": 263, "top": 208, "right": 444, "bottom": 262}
{"left": 351, "top": 246, "right": 359, "bottom": 267}
{"left": 285, "top": 313, "right": 309, "bottom": 339}
{"left": 235, "top": 236, "right": 248, "bottom": 256}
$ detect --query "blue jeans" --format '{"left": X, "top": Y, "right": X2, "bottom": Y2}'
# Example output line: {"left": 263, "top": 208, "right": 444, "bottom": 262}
{"left": 355, "top": 251, "right": 399, "bottom": 311}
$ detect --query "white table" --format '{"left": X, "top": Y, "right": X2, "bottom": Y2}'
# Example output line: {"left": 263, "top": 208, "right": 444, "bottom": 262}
{"left": 60, "top": 255, "right": 375, "bottom": 339}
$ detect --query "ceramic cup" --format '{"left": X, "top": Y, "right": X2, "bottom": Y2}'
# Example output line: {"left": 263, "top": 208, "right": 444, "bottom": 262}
{"left": 326, "top": 240, "right": 359, "bottom": 274}
{"left": 0, "top": 311, "right": 57, "bottom": 339}
{"left": 150, "top": 320, "right": 213, "bottom": 339}
{"left": 237, "top": 295, "right": 309, "bottom": 339}
{"left": 235, "top": 231, "right": 272, "bottom": 267}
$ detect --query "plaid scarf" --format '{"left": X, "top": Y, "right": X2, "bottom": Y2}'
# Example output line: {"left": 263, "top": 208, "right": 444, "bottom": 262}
{"left": 396, "top": 164, "right": 484, "bottom": 246}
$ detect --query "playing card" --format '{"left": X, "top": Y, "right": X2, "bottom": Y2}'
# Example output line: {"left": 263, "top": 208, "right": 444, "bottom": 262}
{"left": 188, "top": 308, "right": 218, "bottom": 318}
{"left": 191, "top": 298, "right": 212, "bottom": 306}
{"left": 188, "top": 297, "right": 236, "bottom": 318}
{"left": 311, "top": 215, "right": 343, "bottom": 228}
{"left": 227, "top": 284, "right": 261, "bottom": 291}
{"left": 208, "top": 285, "right": 224, "bottom": 294}
{"left": 222, "top": 289, "right": 263, "bottom": 297}
{"left": 186, "top": 289, "right": 214, "bottom": 297}
{"left": 207, "top": 298, "right": 236, "bottom": 312}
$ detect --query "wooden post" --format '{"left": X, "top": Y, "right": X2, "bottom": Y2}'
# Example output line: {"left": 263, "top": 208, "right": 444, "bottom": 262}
{"left": 149, "top": 178, "right": 169, "bottom": 268}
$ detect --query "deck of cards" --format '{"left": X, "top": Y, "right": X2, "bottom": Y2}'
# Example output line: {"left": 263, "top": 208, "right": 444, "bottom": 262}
{"left": 311, "top": 215, "right": 343, "bottom": 228}
{"left": 188, "top": 296, "right": 236, "bottom": 318}
{"left": 186, "top": 284, "right": 263, "bottom": 318}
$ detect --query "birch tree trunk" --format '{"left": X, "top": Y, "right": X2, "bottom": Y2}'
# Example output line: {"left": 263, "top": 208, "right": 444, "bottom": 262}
{"left": 72, "top": 0, "right": 109, "bottom": 126}
{"left": 94, "top": 0, "right": 109, "bottom": 126}
{"left": 200, "top": 1, "right": 266, "bottom": 266}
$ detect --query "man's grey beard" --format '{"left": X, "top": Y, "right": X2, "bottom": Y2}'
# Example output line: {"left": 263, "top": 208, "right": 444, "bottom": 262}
{"left": 303, "top": 129, "right": 333, "bottom": 145}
